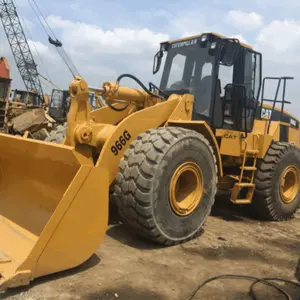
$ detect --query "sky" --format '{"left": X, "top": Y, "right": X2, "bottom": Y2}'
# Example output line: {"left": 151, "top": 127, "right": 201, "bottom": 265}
{"left": 1, "top": 0, "right": 300, "bottom": 113}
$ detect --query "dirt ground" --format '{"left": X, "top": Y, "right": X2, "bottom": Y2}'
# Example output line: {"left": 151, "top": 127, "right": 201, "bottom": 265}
{"left": 2, "top": 194, "right": 300, "bottom": 300}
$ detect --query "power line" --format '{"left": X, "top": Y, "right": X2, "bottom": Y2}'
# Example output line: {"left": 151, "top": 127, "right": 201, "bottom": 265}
{"left": 27, "top": 0, "right": 49, "bottom": 37}
{"left": 38, "top": 72, "right": 61, "bottom": 90}
{"left": 61, "top": 48, "right": 80, "bottom": 76}
{"left": 56, "top": 47, "right": 75, "bottom": 78}
{"left": 28, "top": 0, "right": 80, "bottom": 78}
{"left": 187, "top": 274, "right": 300, "bottom": 300}
{"left": 31, "top": 0, "right": 57, "bottom": 39}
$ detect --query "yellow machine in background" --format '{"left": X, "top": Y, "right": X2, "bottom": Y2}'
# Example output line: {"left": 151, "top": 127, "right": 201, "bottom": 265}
{"left": 45, "top": 87, "right": 106, "bottom": 143}
{"left": 7, "top": 89, "right": 55, "bottom": 138}
{"left": 0, "top": 33, "right": 300, "bottom": 291}
{"left": 0, "top": 58, "right": 55, "bottom": 138}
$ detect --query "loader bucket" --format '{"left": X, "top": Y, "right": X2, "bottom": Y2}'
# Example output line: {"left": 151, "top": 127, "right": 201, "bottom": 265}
{"left": 0, "top": 133, "right": 109, "bottom": 291}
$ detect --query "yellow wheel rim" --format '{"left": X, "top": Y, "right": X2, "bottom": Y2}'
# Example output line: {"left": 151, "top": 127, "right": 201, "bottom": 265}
{"left": 169, "top": 162, "right": 203, "bottom": 216}
{"left": 280, "top": 165, "right": 300, "bottom": 204}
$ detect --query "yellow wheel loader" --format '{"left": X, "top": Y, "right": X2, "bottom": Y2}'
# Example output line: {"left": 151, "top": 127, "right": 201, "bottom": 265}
{"left": 0, "top": 32, "right": 300, "bottom": 291}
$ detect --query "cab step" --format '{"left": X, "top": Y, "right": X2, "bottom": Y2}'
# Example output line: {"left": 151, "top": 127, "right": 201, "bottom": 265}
{"left": 231, "top": 199, "right": 252, "bottom": 204}
{"left": 245, "top": 149, "right": 259, "bottom": 155}
{"left": 230, "top": 182, "right": 255, "bottom": 204}
{"left": 235, "top": 182, "right": 255, "bottom": 188}
{"left": 240, "top": 166, "right": 257, "bottom": 171}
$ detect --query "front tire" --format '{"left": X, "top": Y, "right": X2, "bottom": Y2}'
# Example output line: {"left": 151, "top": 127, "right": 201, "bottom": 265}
{"left": 253, "top": 142, "right": 300, "bottom": 221}
{"left": 112, "top": 127, "right": 217, "bottom": 245}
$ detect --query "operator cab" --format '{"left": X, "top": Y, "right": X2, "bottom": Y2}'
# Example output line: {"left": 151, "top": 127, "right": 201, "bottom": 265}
{"left": 10, "top": 89, "right": 41, "bottom": 107}
{"left": 49, "top": 89, "right": 103, "bottom": 123}
{"left": 49, "top": 89, "right": 70, "bottom": 123}
{"left": 154, "top": 33, "right": 262, "bottom": 133}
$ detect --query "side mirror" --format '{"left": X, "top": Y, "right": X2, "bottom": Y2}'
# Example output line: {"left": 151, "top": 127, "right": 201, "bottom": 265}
{"left": 153, "top": 50, "right": 164, "bottom": 74}
{"left": 220, "top": 41, "right": 240, "bottom": 66}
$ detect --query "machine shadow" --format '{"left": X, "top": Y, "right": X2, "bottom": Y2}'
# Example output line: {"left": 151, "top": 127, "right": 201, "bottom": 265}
{"left": 106, "top": 224, "right": 168, "bottom": 250}
{"left": 211, "top": 191, "right": 263, "bottom": 222}
{"left": 107, "top": 191, "right": 256, "bottom": 249}
{"left": 107, "top": 201, "right": 170, "bottom": 250}
{"left": 1, "top": 254, "right": 101, "bottom": 299}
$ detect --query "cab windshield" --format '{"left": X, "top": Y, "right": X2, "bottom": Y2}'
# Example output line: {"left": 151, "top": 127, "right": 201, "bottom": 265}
{"left": 160, "top": 39, "right": 215, "bottom": 117}
{"left": 50, "top": 90, "right": 64, "bottom": 108}
{"left": 14, "top": 91, "right": 27, "bottom": 104}
{"left": 28, "top": 93, "right": 39, "bottom": 106}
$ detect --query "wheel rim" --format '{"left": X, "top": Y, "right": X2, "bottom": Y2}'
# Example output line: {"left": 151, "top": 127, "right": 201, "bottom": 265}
{"left": 280, "top": 165, "right": 300, "bottom": 204}
{"left": 169, "top": 162, "right": 203, "bottom": 216}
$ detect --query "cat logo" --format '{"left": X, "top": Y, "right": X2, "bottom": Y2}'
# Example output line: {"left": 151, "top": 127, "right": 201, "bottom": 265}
{"left": 172, "top": 39, "right": 198, "bottom": 48}
{"left": 261, "top": 108, "right": 272, "bottom": 119}
{"left": 224, "top": 134, "right": 237, "bottom": 139}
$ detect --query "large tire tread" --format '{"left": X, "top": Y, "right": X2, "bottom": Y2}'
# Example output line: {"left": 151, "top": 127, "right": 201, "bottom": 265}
{"left": 112, "top": 127, "right": 217, "bottom": 245}
{"left": 254, "top": 142, "right": 300, "bottom": 221}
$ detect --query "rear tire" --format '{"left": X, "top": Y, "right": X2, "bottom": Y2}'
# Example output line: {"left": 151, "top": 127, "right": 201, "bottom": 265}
{"left": 45, "top": 123, "right": 66, "bottom": 144}
{"left": 253, "top": 142, "right": 300, "bottom": 221}
{"left": 111, "top": 127, "right": 217, "bottom": 245}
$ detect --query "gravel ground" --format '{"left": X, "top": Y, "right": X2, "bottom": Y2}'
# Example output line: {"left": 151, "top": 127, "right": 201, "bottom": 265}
{"left": 2, "top": 195, "right": 300, "bottom": 300}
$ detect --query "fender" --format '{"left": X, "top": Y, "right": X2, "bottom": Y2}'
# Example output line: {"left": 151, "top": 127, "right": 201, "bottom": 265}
{"left": 166, "top": 120, "right": 223, "bottom": 177}
{"left": 95, "top": 96, "right": 181, "bottom": 183}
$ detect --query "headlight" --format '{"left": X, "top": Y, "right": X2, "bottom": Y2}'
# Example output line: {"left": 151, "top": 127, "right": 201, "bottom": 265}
{"left": 201, "top": 34, "right": 207, "bottom": 42}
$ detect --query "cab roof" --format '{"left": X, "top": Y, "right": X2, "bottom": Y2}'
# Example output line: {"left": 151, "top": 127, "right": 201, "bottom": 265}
{"left": 166, "top": 32, "right": 253, "bottom": 50}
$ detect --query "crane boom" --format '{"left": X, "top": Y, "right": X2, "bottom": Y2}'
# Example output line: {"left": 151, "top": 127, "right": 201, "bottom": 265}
{"left": 0, "top": 0, "right": 44, "bottom": 105}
